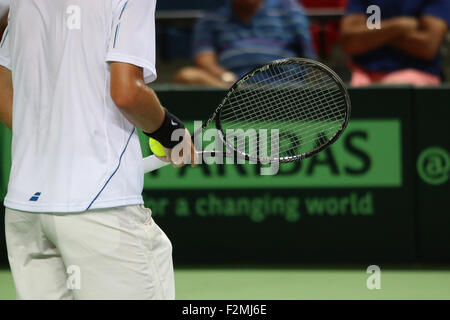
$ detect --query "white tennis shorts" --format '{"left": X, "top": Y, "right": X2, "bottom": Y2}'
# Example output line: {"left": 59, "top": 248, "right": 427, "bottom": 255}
{"left": 5, "top": 205, "right": 175, "bottom": 300}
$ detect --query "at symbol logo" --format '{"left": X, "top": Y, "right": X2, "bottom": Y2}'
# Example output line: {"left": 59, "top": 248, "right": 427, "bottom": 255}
{"left": 417, "top": 147, "right": 450, "bottom": 185}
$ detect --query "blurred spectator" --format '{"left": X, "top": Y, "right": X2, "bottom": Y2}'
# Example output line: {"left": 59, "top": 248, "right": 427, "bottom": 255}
{"left": 0, "top": 0, "right": 8, "bottom": 38}
{"left": 174, "top": 0, "right": 315, "bottom": 87}
{"left": 341, "top": 0, "right": 450, "bottom": 86}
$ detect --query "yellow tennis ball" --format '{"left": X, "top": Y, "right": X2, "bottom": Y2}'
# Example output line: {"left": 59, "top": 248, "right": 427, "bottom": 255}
{"left": 149, "top": 138, "right": 166, "bottom": 157}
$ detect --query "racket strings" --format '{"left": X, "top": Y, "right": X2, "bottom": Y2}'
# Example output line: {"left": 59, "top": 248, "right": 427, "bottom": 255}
{"left": 220, "top": 62, "right": 347, "bottom": 161}
{"left": 230, "top": 85, "right": 345, "bottom": 157}
{"left": 261, "top": 78, "right": 344, "bottom": 131}
{"left": 222, "top": 66, "right": 322, "bottom": 120}
{"left": 221, "top": 74, "right": 342, "bottom": 142}
{"left": 222, "top": 67, "right": 344, "bottom": 127}
{"left": 223, "top": 80, "right": 340, "bottom": 154}
{"left": 222, "top": 89, "right": 345, "bottom": 141}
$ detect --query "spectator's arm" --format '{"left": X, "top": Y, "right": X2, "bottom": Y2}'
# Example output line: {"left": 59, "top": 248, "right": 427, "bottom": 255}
{"left": 192, "top": 14, "right": 238, "bottom": 83}
{"left": 0, "top": 65, "right": 12, "bottom": 130}
{"left": 194, "top": 51, "right": 236, "bottom": 82}
{"left": 341, "top": 14, "right": 419, "bottom": 55}
{"left": 390, "top": 15, "right": 448, "bottom": 61}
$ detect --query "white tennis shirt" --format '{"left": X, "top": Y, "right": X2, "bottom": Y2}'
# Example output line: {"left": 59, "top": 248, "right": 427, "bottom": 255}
{"left": 0, "top": 0, "right": 157, "bottom": 212}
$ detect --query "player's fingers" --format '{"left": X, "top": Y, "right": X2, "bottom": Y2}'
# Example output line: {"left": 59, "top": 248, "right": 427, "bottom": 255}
{"left": 190, "top": 141, "right": 198, "bottom": 167}
{"left": 171, "top": 129, "right": 196, "bottom": 168}
{"left": 155, "top": 154, "right": 171, "bottom": 163}
{"left": 155, "top": 147, "right": 172, "bottom": 163}
{"left": 183, "top": 129, "right": 198, "bottom": 167}
{"left": 172, "top": 147, "right": 184, "bottom": 168}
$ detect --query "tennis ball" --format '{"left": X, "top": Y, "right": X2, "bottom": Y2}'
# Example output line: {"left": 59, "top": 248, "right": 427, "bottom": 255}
{"left": 149, "top": 138, "right": 166, "bottom": 157}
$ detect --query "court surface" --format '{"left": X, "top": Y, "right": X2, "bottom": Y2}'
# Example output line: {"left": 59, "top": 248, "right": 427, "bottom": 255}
{"left": 1, "top": 267, "right": 450, "bottom": 300}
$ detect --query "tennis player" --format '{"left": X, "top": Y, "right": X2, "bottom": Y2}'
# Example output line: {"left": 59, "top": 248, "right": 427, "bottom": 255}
{"left": 0, "top": 0, "right": 195, "bottom": 299}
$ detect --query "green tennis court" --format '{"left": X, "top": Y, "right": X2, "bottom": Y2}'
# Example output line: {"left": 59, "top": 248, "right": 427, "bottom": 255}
{"left": 1, "top": 267, "right": 450, "bottom": 300}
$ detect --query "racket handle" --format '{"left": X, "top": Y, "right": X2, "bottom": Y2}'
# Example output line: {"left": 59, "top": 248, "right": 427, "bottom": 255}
{"left": 143, "top": 155, "right": 171, "bottom": 173}
{"left": 143, "top": 151, "right": 224, "bottom": 173}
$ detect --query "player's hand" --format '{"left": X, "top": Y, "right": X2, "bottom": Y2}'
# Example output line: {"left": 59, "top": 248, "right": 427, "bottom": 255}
{"left": 156, "top": 129, "right": 198, "bottom": 168}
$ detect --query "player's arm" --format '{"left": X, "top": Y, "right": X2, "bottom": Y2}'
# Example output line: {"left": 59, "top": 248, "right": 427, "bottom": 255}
{"left": 340, "top": 14, "right": 419, "bottom": 55}
{"left": 390, "top": 15, "right": 448, "bottom": 61}
{"left": 0, "top": 65, "right": 12, "bottom": 130}
{"left": 108, "top": 0, "right": 196, "bottom": 165}
{"left": 110, "top": 62, "right": 165, "bottom": 133}
{"left": 195, "top": 51, "right": 237, "bottom": 84}
{"left": 110, "top": 62, "right": 197, "bottom": 166}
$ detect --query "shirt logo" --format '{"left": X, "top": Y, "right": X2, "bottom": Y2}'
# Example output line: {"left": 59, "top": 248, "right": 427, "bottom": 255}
{"left": 29, "top": 192, "right": 42, "bottom": 202}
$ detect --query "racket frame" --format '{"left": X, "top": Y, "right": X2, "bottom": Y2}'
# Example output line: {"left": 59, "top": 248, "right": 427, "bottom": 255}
{"left": 212, "top": 58, "right": 352, "bottom": 164}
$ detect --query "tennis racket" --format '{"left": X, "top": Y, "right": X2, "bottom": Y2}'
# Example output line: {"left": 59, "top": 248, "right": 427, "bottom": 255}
{"left": 143, "top": 58, "right": 351, "bottom": 173}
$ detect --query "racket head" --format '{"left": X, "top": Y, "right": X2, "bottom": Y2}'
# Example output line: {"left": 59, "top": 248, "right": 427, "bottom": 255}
{"left": 214, "top": 58, "right": 351, "bottom": 163}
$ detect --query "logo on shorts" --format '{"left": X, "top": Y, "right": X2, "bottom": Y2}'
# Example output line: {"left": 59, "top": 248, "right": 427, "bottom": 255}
{"left": 29, "top": 192, "right": 42, "bottom": 202}
{"left": 417, "top": 147, "right": 450, "bottom": 185}
{"left": 366, "top": 265, "right": 381, "bottom": 290}
{"left": 67, "top": 265, "right": 81, "bottom": 290}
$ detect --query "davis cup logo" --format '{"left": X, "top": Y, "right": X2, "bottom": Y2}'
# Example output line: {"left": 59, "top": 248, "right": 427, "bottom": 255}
{"left": 417, "top": 147, "right": 450, "bottom": 186}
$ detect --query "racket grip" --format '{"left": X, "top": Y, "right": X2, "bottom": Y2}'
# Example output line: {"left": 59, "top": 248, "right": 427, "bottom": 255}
{"left": 143, "top": 155, "right": 171, "bottom": 173}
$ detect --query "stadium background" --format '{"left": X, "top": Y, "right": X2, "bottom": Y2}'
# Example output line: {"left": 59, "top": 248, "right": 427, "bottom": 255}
{"left": 1, "top": 0, "right": 450, "bottom": 299}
